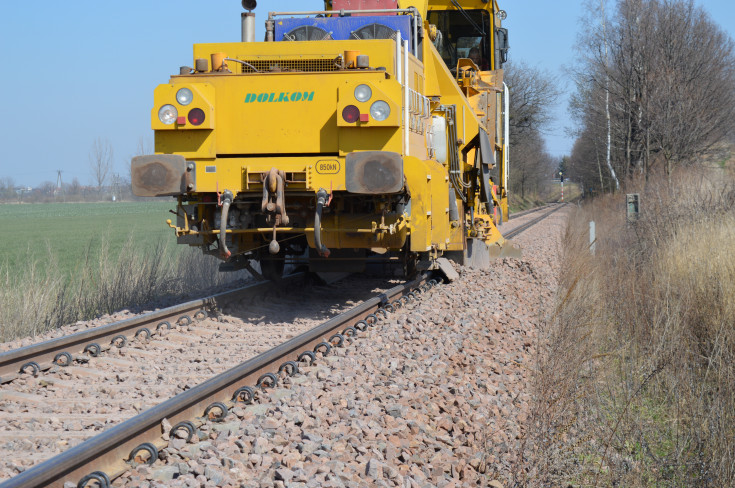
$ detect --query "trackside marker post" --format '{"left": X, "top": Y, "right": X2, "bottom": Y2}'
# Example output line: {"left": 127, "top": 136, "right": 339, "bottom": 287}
{"left": 590, "top": 221, "right": 596, "bottom": 255}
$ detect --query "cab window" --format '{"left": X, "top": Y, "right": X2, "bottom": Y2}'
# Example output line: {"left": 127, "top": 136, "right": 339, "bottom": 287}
{"left": 427, "top": 9, "right": 492, "bottom": 70}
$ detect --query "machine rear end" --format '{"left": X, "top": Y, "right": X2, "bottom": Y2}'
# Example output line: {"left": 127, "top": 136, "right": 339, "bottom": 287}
{"left": 132, "top": 0, "right": 514, "bottom": 280}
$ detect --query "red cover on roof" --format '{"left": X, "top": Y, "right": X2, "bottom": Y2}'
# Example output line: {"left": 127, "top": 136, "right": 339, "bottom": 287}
{"left": 331, "top": 0, "right": 398, "bottom": 16}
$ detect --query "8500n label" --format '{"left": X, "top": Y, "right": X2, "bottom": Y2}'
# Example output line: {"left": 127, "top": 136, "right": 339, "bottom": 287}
{"left": 316, "top": 160, "right": 340, "bottom": 174}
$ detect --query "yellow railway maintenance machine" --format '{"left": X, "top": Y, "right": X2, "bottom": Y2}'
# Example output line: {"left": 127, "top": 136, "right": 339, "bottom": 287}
{"left": 131, "top": 0, "right": 516, "bottom": 281}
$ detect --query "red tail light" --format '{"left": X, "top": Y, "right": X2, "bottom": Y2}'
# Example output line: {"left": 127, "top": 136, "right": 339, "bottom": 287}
{"left": 342, "top": 105, "right": 360, "bottom": 123}
{"left": 188, "top": 108, "right": 205, "bottom": 126}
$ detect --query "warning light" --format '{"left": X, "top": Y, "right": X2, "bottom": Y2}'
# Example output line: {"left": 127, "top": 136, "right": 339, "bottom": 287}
{"left": 342, "top": 105, "right": 360, "bottom": 123}
{"left": 188, "top": 108, "right": 205, "bottom": 126}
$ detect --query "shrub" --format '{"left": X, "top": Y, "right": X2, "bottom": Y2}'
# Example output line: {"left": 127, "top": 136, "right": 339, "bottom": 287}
{"left": 526, "top": 166, "right": 735, "bottom": 487}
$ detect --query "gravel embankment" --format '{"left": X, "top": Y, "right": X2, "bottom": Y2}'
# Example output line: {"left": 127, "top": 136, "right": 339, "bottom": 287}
{"left": 0, "top": 276, "right": 401, "bottom": 481}
{"left": 111, "top": 209, "right": 567, "bottom": 488}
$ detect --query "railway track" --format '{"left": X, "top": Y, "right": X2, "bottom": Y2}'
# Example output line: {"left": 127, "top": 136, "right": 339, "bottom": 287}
{"left": 507, "top": 203, "right": 556, "bottom": 221}
{"left": 504, "top": 203, "right": 567, "bottom": 239}
{"left": 0, "top": 276, "right": 303, "bottom": 385}
{"left": 1, "top": 273, "right": 435, "bottom": 488}
{"left": 0, "top": 273, "right": 401, "bottom": 482}
{"left": 0, "top": 204, "right": 562, "bottom": 488}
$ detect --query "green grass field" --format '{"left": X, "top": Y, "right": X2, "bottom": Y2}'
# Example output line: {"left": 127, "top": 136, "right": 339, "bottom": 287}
{"left": 0, "top": 201, "right": 247, "bottom": 341}
{"left": 0, "top": 202, "right": 179, "bottom": 277}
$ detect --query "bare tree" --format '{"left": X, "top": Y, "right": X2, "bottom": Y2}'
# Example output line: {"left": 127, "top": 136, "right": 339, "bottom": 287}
{"left": 504, "top": 61, "right": 560, "bottom": 143}
{"left": 69, "top": 177, "right": 81, "bottom": 196}
{"left": 0, "top": 176, "right": 15, "bottom": 202}
{"left": 510, "top": 129, "right": 555, "bottom": 199}
{"left": 135, "top": 135, "right": 153, "bottom": 157}
{"left": 647, "top": 1, "right": 735, "bottom": 181}
{"left": 571, "top": 0, "right": 735, "bottom": 188}
{"left": 90, "top": 137, "right": 113, "bottom": 193}
{"left": 504, "top": 62, "right": 561, "bottom": 199}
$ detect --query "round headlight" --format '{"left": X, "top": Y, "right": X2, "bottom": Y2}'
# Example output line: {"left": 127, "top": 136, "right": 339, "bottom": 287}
{"left": 176, "top": 88, "right": 193, "bottom": 106}
{"left": 370, "top": 100, "right": 390, "bottom": 121}
{"left": 158, "top": 104, "right": 178, "bottom": 125}
{"left": 354, "top": 84, "right": 372, "bottom": 103}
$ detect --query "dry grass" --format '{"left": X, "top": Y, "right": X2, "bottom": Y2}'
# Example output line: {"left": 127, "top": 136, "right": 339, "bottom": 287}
{"left": 0, "top": 236, "right": 248, "bottom": 342}
{"left": 524, "top": 167, "right": 735, "bottom": 487}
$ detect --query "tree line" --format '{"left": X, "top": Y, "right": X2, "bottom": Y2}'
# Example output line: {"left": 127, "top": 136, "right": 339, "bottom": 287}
{"left": 0, "top": 137, "right": 152, "bottom": 203}
{"left": 505, "top": 61, "right": 561, "bottom": 200}
{"left": 568, "top": 0, "right": 735, "bottom": 193}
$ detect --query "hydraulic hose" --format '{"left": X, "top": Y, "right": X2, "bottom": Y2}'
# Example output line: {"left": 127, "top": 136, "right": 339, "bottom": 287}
{"left": 219, "top": 190, "right": 234, "bottom": 259}
{"left": 315, "top": 188, "right": 330, "bottom": 258}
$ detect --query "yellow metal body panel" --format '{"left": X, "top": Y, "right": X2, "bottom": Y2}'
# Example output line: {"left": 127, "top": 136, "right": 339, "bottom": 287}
{"left": 403, "top": 159, "right": 430, "bottom": 252}
{"left": 427, "top": 160, "right": 450, "bottom": 251}
{"left": 338, "top": 128, "right": 402, "bottom": 156}
{"left": 155, "top": 131, "right": 215, "bottom": 160}
{"left": 154, "top": 40, "right": 409, "bottom": 158}
{"left": 191, "top": 157, "right": 348, "bottom": 194}
{"left": 403, "top": 157, "right": 452, "bottom": 252}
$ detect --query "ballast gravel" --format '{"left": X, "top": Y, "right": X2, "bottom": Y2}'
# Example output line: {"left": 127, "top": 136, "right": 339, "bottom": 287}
{"left": 0, "top": 276, "right": 402, "bottom": 481}
{"left": 113, "top": 209, "right": 567, "bottom": 488}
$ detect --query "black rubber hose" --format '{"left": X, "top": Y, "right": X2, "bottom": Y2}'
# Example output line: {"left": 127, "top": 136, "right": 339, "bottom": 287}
{"left": 314, "top": 188, "right": 330, "bottom": 257}
{"left": 220, "top": 190, "right": 234, "bottom": 259}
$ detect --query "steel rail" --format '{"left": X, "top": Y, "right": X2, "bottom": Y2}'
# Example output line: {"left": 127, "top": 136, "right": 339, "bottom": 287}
{"left": 508, "top": 203, "right": 554, "bottom": 221}
{"left": 0, "top": 273, "right": 433, "bottom": 488}
{"left": 504, "top": 203, "right": 567, "bottom": 240}
{"left": 0, "top": 275, "right": 303, "bottom": 384}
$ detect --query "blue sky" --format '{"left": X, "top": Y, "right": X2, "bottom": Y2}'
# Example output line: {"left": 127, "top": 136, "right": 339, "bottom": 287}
{"left": 0, "top": 0, "right": 733, "bottom": 187}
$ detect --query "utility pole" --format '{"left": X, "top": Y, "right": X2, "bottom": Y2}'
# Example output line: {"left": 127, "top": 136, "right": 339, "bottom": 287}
{"left": 55, "top": 170, "right": 65, "bottom": 202}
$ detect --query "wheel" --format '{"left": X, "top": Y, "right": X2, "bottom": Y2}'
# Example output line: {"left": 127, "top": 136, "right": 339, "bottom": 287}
{"left": 401, "top": 244, "right": 419, "bottom": 278}
{"left": 260, "top": 256, "right": 284, "bottom": 281}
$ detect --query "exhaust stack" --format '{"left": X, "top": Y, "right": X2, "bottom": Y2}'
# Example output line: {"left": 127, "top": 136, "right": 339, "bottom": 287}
{"left": 241, "top": 0, "right": 256, "bottom": 42}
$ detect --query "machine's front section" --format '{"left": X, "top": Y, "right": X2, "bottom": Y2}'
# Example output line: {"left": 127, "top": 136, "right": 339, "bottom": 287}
{"left": 131, "top": 0, "right": 513, "bottom": 278}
